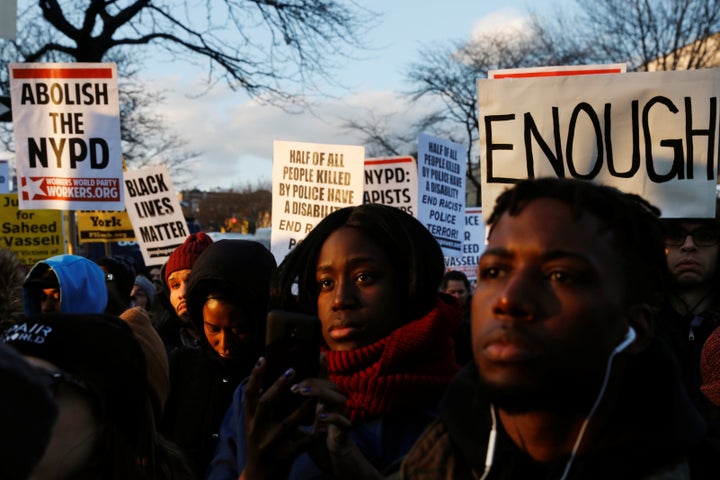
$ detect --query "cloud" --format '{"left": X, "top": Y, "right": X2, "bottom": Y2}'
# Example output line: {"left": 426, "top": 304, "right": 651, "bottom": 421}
{"left": 144, "top": 75, "right": 430, "bottom": 190}
{"left": 470, "top": 8, "right": 531, "bottom": 39}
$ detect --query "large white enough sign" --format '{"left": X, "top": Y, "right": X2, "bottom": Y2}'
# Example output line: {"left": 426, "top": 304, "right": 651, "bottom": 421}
{"left": 478, "top": 68, "right": 720, "bottom": 218}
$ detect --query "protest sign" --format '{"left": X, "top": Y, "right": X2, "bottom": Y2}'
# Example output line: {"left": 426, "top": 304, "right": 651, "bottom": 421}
{"left": 271, "top": 140, "right": 364, "bottom": 263}
{"left": 364, "top": 156, "right": 418, "bottom": 216}
{"left": 76, "top": 210, "right": 135, "bottom": 243}
{"left": 0, "top": 193, "right": 64, "bottom": 266}
{"left": 478, "top": 68, "right": 720, "bottom": 218}
{"left": 417, "top": 133, "right": 467, "bottom": 256}
{"left": 123, "top": 166, "right": 187, "bottom": 266}
{"left": 444, "top": 207, "right": 485, "bottom": 283}
{"left": 0, "top": 160, "right": 9, "bottom": 193}
{"left": 9, "top": 62, "right": 124, "bottom": 211}
{"left": 489, "top": 63, "right": 626, "bottom": 79}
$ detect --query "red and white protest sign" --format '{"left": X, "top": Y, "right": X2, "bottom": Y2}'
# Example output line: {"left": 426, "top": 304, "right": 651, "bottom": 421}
{"left": 364, "top": 156, "right": 418, "bottom": 216}
{"left": 9, "top": 63, "right": 124, "bottom": 211}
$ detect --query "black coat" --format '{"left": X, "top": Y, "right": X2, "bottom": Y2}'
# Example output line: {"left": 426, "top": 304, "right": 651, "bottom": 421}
{"left": 161, "top": 345, "right": 251, "bottom": 478}
{"left": 400, "top": 339, "right": 715, "bottom": 479}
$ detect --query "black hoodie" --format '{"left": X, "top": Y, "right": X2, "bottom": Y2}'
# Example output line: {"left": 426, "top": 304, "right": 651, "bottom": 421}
{"left": 159, "top": 239, "right": 276, "bottom": 477}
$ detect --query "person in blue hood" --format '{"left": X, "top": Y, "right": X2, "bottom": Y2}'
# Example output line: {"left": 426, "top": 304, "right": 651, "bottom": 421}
{"left": 23, "top": 254, "right": 108, "bottom": 315}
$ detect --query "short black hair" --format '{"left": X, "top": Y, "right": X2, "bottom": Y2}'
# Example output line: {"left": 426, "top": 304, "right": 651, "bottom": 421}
{"left": 440, "top": 270, "right": 470, "bottom": 291}
{"left": 272, "top": 204, "right": 445, "bottom": 323}
{"left": 487, "top": 178, "right": 668, "bottom": 306}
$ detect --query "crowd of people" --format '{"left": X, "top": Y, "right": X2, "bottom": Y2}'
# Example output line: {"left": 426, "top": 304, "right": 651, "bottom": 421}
{"left": 1, "top": 177, "right": 720, "bottom": 479}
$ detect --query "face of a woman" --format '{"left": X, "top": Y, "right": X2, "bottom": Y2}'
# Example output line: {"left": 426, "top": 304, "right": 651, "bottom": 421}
{"left": 24, "top": 357, "right": 99, "bottom": 480}
{"left": 202, "top": 298, "right": 251, "bottom": 359}
{"left": 315, "top": 226, "right": 401, "bottom": 351}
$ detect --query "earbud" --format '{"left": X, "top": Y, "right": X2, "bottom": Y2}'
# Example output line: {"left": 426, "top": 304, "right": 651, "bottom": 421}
{"left": 613, "top": 326, "right": 637, "bottom": 354}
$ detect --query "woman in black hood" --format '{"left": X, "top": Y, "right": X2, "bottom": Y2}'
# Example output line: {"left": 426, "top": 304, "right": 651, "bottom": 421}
{"left": 159, "top": 239, "right": 276, "bottom": 478}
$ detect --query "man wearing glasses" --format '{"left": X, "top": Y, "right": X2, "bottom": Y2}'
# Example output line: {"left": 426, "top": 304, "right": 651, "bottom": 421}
{"left": 658, "top": 212, "right": 720, "bottom": 420}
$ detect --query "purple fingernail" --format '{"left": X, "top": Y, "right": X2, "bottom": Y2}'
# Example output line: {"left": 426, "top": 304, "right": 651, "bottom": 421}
{"left": 284, "top": 368, "right": 295, "bottom": 378}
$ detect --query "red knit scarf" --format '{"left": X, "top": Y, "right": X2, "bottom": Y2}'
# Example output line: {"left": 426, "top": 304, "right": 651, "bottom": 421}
{"left": 322, "top": 294, "right": 462, "bottom": 423}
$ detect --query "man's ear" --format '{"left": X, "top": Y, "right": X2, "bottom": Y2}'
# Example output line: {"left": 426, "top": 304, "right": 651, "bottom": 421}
{"left": 623, "top": 303, "right": 654, "bottom": 354}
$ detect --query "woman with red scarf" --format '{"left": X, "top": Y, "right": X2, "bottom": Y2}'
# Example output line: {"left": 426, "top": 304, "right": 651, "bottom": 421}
{"left": 207, "top": 203, "right": 462, "bottom": 479}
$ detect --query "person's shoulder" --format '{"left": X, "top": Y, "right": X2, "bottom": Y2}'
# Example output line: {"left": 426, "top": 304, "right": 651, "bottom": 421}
{"left": 688, "top": 432, "right": 720, "bottom": 480}
{"left": 168, "top": 344, "right": 203, "bottom": 367}
{"left": 399, "top": 418, "right": 463, "bottom": 480}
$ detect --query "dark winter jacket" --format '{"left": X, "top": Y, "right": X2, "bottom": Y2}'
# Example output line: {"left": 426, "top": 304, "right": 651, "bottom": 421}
{"left": 160, "top": 346, "right": 251, "bottom": 478}
{"left": 207, "top": 295, "right": 461, "bottom": 480}
{"left": 160, "top": 239, "right": 276, "bottom": 477}
{"left": 655, "top": 305, "right": 720, "bottom": 420}
{"left": 208, "top": 380, "right": 436, "bottom": 480}
{"left": 0, "top": 248, "right": 25, "bottom": 326}
{"left": 397, "top": 340, "right": 714, "bottom": 480}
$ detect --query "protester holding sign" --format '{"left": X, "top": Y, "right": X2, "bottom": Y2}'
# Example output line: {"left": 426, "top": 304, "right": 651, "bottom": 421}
{"left": 208, "top": 203, "right": 461, "bottom": 479}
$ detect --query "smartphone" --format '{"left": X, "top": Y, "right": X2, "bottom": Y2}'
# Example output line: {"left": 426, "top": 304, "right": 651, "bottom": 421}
{"left": 263, "top": 310, "right": 322, "bottom": 421}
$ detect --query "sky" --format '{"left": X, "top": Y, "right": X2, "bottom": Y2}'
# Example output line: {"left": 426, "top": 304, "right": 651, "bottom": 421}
{"left": 139, "top": 0, "right": 569, "bottom": 191}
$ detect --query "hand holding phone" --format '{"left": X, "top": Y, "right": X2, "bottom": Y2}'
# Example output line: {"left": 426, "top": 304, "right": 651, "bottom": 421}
{"left": 262, "top": 310, "right": 322, "bottom": 421}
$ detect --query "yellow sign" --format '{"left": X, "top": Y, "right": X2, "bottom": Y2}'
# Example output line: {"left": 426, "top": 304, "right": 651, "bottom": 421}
{"left": 0, "top": 193, "right": 64, "bottom": 266}
{"left": 76, "top": 210, "right": 136, "bottom": 243}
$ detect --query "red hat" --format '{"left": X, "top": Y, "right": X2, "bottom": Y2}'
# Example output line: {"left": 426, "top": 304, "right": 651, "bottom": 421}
{"left": 165, "top": 232, "right": 214, "bottom": 285}
{"left": 700, "top": 326, "right": 720, "bottom": 407}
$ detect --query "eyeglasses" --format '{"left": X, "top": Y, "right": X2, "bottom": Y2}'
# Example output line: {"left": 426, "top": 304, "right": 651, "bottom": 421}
{"left": 664, "top": 226, "right": 720, "bottom": 247}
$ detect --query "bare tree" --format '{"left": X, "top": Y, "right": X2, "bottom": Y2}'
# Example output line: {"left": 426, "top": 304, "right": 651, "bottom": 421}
{"left": 558, "top": 0, "right": 720, "bottom": 71}
{"left": 0, "top": 0, "right": 373, "bottom": 184}
{"left": 117, "top": 74, "right": 199, "bottom": 187}
{"left": 348, "top": 22, "right": 588, "bottom": 205}
{"left": 343, "top": 110, "right": 418, "bottom": 158}
{"left": 3, "top": 0, "right": 373, "bottom": 104}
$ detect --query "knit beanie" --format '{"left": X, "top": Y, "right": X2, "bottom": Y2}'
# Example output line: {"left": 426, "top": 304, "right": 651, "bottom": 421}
{"left": 133, "top": 275, "right": 156, "bottom": 310}
{"left": 1, "top": 314, "right": 147, "bottom": 442}
{"left": 119, "top": 307, "right": 170, "bottom": 417}
{"left": 164, "top": 232, "right": 214, "bottom": 285}
{"left": 700, "top": 326, "right": 720, "bottom": 407}
{"left": 0, "top": 342, "right": 58, "bottom": 480}
{"left": 96, "top": 255, "right": 137, "bottom": 299}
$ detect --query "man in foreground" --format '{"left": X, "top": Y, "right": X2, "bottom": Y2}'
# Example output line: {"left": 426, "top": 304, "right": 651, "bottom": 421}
{"left": 398, "top": 178, "right": 712, "bottom": 479}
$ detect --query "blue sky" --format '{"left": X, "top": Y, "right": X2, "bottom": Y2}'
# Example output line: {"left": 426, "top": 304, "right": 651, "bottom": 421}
{"left": 141, "top": 0, "right": 568, "bottom": 190}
